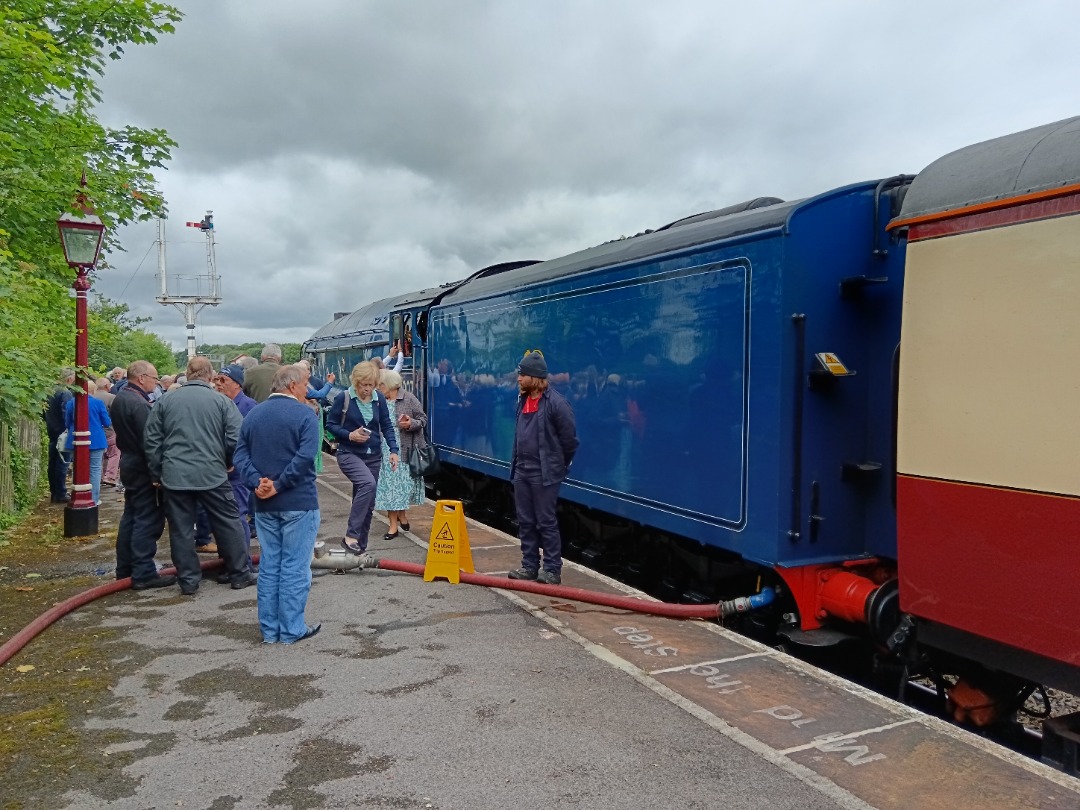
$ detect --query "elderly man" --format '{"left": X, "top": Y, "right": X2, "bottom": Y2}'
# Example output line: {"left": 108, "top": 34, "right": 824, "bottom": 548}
{"left": 108, "top": 366, "right": 128, "bottom": 394}
{"left": 242, "top": 343, "right": 283, "bottom": 403}
{"left": 144, "top": 356, "right": 256, "bottom": 595}
{"left": 234, "top": 365, "right": 322, "bottom": 644}
{"left": 193, "top": 365, "right": 259, "bottom": 560}
{"left": 112, "top": 361, "right": 174, "bottom": 589}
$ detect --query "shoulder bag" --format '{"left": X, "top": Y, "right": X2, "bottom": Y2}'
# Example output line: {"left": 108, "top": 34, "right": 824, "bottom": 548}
{"left": 408, "top": 426, "right": 441, "bottom": 479}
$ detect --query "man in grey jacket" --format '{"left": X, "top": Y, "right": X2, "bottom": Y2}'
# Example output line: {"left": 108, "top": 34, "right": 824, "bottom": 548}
{"left": 144, "top": 356, "right": 256, "bottom": 595}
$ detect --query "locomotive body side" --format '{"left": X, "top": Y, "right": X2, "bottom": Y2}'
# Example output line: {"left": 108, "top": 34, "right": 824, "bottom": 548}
{"left": 426, "top": 181, "right": 907, "bottom": 582}
{"left": 894, "top": 116, "right": 1080, "bottom": 692}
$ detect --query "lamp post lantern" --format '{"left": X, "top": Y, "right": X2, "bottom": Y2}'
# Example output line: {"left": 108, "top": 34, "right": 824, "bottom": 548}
{"left": 57, "top": 176, "right": 106, "bottom": 538}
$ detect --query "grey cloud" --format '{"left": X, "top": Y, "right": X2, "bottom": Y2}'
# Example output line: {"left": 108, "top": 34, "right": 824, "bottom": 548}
{"left": 94, "top": 1, "right": 1080, "bottom": 349}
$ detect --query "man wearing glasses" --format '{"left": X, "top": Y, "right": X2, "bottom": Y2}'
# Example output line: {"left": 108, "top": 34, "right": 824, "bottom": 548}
{"left": 111, "top": 360, "right": 174, "bottom": 590}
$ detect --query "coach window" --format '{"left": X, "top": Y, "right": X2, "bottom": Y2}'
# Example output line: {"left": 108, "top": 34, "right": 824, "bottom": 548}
{"left": 403, "top": 314, "right": 413, "bottom": 357}
{"left": 390, "top": 315, "right": 402, "bottom": 352}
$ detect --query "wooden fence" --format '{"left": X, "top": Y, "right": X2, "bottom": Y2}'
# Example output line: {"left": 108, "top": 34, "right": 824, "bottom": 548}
{"left": 0, "top": 418, "right": 42, "bottom": 514}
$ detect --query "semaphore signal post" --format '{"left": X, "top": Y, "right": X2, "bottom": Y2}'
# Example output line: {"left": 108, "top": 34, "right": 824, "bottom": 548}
{"left": 155, "top": 211, "right": 221, "bottom": 360}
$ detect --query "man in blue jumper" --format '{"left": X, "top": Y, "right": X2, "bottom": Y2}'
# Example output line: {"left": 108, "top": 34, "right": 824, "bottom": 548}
{"left": 234, "top": 365, "right": 322, "bottom": 644}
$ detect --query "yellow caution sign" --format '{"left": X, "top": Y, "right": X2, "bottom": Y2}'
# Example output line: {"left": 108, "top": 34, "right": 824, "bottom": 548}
{"left": 815, "top": 352, "right": 852, "bottom": 376}
{"left": 424, "top": 500, "right": 475, "bottom": 584}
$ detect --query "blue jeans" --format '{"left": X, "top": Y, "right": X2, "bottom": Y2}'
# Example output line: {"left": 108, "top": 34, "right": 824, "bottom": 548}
{"left": 255, "top": 509, "right": 320, "bottom": 643}
{"left": 89, "top": 448, "right": 104, "bottom": 505}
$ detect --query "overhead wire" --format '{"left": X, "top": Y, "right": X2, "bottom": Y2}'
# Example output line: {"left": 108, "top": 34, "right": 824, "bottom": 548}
{"left": 116, "top": 240, "right": 157, "bottom": 300}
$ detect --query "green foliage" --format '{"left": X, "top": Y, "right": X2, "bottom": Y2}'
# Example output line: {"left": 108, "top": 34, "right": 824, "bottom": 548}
{"left": 0, "top": 0, "right": 182, "bottom": 424}
{"left": 174, "top": 342, "right": 305, "bottom": 369}
{"left": 88, "top": 295, "right": 176, "bottom": 375}
{"left": 0, "top": 1, "right": 180, "bottom": 528}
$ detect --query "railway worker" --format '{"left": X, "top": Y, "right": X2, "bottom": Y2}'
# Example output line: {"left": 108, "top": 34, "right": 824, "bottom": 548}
{"left": 326, "top": 361, "right": 400, "bottom": 555}
{"left": 111, "top": 360, "right": 173, "bottom": 590}
{"left": 233, "top": 365, "right": 322, "bottom": 644}
{"left": 508, "top": 350, "right": 579, "bottom": 586}
{"left": 143, "top": 356, "right": 257, "bottom": 596}
{"left": 374, "top": 369, "right": 428, "bottom": 539}
{"left": 243, "top": 343, "right": 284, "bottom": 403}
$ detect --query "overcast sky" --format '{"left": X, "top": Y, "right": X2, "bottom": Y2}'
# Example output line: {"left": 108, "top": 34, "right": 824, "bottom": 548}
{"left": 95, "top": 1, "right": 1080, "bottom": 352}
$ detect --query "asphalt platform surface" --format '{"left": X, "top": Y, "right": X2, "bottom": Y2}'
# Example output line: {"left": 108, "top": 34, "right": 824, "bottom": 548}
{"left": 13, "top": 462, "right": 1080, "bottom": 810}
{"left": 13, "top": 467, "right": 853, "bottom": 810}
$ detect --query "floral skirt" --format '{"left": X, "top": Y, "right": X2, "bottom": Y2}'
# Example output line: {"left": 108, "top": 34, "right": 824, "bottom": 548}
{"left": 374, "top": 442, "right": 424, "bottom": 510}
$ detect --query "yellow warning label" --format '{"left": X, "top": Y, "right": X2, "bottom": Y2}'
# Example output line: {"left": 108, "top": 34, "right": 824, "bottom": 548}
{"left": 815, "top": 352, "right": 851, "bottom": 376}
{"left": 424, "top": 500, "right": 475, "bottom": 584}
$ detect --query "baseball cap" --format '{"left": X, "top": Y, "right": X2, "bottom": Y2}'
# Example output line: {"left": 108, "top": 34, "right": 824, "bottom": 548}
{"left": 219, "top": 365, "right": 246, "bottom": 386}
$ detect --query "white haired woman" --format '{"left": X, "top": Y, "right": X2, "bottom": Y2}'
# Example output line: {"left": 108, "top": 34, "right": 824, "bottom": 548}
{"left": 374, "top": 370, "right": 428, "bottom": 538}
{"left": 326, "top": 361, "right": 399, "bottom": 554}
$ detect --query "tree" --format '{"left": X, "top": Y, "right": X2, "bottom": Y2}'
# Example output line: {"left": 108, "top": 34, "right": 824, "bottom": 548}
{"left": 0, "top": 1, "right": 181, "bottom": 424}
{"left": 88, "top": 295, "right": 176, "bottom": 375}
{"left": 174, "top": 342, "right": 305, "bottom": 369}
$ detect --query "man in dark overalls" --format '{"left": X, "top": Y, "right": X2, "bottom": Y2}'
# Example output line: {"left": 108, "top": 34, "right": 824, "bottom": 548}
{"left": 508, "top": 350, "right": 579, "bottom": 586}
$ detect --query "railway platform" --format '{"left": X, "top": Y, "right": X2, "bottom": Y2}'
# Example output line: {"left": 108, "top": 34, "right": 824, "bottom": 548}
{"left": 5, "top": 462, "right": 1080, "bottom": 809}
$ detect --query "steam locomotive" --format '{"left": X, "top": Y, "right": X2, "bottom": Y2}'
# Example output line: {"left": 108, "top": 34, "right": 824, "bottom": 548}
{"left": 305, "top": 117, "right": 1080, "bottom": 727}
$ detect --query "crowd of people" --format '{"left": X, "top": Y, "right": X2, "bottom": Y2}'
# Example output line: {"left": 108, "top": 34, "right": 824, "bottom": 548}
{"left": 42, "top": 342, "right": 579, "bottom": 644}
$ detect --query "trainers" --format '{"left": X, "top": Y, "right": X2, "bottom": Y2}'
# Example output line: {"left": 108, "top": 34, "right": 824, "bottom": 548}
{"left": 536, "top": 570, "right": 562, "bottom": 586}
{"left": 507, "top": 567, "right": 539, "bottom": 581}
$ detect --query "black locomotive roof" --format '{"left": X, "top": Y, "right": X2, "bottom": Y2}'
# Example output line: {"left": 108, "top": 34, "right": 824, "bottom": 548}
{"left": 898, "top": 116, "right": 1080, "bottom": 221}
{"left": 437, "top": 196, "right": 800, "bottom": 305}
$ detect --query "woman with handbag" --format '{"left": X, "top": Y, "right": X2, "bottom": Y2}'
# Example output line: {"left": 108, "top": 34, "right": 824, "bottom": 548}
{"left": 374, "top": 370, "right": 429, "bottom": 539}
{"left": 326, "top": 361, "right": 399, "bottom": 555}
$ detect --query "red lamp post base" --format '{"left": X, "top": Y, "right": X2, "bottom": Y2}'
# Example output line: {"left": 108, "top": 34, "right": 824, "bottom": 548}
{"left": 63, "top": 503, "right": 98, "bottom": 538}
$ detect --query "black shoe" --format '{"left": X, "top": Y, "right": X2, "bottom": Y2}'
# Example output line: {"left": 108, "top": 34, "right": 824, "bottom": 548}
{"left": 230, "top": 573, "right": 258, "bottom": 590}
{"left": 400, "top": 521, "right": 410, "bottom": 532}
{"left": 341, "top": 538, "right": 363, "bottom": 555}
{"left": 383, "top": 531, "right": 399, "bottom": 541}
{"left": 180, "top": 585, "right": 199, "bottom": 596}
{"left": 298, "top": 624, "right": 321, "bottom": 642}
{"left": 536, "top": 570, "right": 562, "bottom": 586}
{"left": 507, "top": 567, "right": 539, "bottom": 581}
{"left": 216, "top": 573, "right": 231, "bottom": 584}
{"left": 132, "top": 575, "right": 177, "bottom": 591}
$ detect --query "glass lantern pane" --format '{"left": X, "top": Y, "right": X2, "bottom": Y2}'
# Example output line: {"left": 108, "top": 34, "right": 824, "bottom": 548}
{"left": 61, "top": 227, "right": 101, "bottom": 265}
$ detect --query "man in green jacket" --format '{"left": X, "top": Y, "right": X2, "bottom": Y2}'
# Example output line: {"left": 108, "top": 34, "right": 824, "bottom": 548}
{"left": 144, "top": 356, "right": 257, "bottom": 596}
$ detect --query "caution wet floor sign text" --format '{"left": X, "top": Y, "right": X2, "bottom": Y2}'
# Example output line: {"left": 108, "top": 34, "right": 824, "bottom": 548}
{"left": 424, "top": 500, "right": 475, "bottom": 584}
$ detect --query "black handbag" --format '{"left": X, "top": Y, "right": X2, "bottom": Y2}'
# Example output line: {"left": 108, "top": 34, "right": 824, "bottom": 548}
{"left": 408, "top": 441, "right": 441, "bottom": 479}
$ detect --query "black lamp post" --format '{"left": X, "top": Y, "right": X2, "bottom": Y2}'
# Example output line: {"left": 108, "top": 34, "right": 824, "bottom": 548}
{"left": 57, "top": 176, "right": 106, "bottom": 538}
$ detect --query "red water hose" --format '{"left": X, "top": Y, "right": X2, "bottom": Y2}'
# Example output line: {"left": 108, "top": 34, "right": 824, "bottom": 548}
{"left": 0, "top": 556, "right": 236, "bottom": 668}
{"left": 376, "top": 558, "right": 745, "bottom": 620}
{"left": 2, "top": 555, "right": 769, "bottom": 668}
